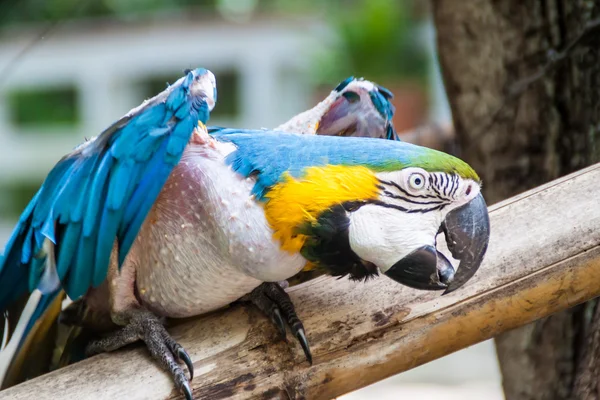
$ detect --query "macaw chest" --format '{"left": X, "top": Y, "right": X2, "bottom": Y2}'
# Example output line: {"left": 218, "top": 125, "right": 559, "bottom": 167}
{"left": 132, "top": 146, "right": 306, "bottom": 318}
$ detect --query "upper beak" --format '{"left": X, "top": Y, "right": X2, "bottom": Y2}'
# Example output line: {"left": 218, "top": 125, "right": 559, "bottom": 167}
{"left": 316, "top": 96, "right": 358, "bottom": 137}
{"left": 384, "top": 193, "right": 490, "bottom": 294}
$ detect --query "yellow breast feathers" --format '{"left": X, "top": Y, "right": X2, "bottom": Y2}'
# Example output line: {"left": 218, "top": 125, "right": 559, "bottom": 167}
{"left": 263, "top": 165, "right": 380, "bottom": 253}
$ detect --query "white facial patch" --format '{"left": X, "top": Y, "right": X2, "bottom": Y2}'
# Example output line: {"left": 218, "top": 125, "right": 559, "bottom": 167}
{"left": 348, "top": 203, "right": 444, "bottom": 273}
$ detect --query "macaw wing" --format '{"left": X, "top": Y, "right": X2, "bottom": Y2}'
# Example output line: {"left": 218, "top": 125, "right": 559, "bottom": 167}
{"left": 0, "top": 68, "right": 210, "bottom": 308}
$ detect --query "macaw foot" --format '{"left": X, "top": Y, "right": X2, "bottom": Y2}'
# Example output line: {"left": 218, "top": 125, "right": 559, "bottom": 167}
{"left": 85, "top": 309, "right": 194, "bottom": 400}
{"left": 243, "top": 282, "right": 312, "bottom": 364}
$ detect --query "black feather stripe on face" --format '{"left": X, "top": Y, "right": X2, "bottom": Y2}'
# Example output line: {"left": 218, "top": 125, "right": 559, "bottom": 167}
{"left": 297, "top": 201, "right": 378, "bottom": 281}
{"left": 377, "top": 178, "right": 451, "bottom": 213}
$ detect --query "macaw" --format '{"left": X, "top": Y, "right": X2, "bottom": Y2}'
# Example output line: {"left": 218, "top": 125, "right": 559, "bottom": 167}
{"left": 0, "top": 68, "right": 490, "bottom": 400}
{"left": 0, "top": 73, "right": 399, "bottom": 391}
{"left": 271, "top": 76, "right": 398, "bottom": 286}
{"left": 275, "top": 76, "right": 397, "bottom": 140}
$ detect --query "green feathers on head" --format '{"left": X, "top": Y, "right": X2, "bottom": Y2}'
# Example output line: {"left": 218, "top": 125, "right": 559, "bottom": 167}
{"left": 369, "top": 148, "right": 480, "bottom": 182}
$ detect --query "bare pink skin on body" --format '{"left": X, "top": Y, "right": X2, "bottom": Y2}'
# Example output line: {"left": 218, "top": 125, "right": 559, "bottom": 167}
{"left": 98, "top": 137, "right": 304, "bottom": 322}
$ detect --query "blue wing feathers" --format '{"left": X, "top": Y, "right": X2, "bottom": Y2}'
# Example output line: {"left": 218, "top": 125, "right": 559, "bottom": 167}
{"left": 0, "top": 68, "right": 211, "bottom": 314}
{"left": 70, "top": 235, "right": 94, "bottom": 299}
{"left": 134, "top": 130, "right": 167, "bottom": 162}
{"left": 27, "top": 254, "right": 45, "bottom": 293}
{"left": 0, "top": 213, "right": 33, "bottom": 311}
{"left": 119, "top": 142, "right": 175, "bottom": 265}
{"left": 93, "top": 208, "right": 119, "bottom": 288}
{"left": 20, "top": 228, "right": 34, "bottom": 265}
{"left": 83, "top": 154, "right": 113, "bottom": 237}
{"left": 167, "top": 116, "right": 196, "bottom": 158}
{"left": 70, "top": 156, "right": 100, "bottom": 223}
{"left": 56, "top": 223, "right": 79, "bottom": 281}
{"left": 107, "top": 159, "right": 135, "bottom": 210}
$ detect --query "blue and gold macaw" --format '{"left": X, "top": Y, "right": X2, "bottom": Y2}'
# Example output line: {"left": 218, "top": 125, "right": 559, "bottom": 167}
{"left": 0, "top": 73, "right": 399, "bottom": 393}
{"left": 0, "top": 69, "right": 489, "bottom": 399}
{"left": 275, "top": 76, "right": 397, "bottom": 140}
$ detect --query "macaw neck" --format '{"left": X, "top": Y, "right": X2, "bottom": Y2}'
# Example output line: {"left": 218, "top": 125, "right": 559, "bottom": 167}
{"left": 262, "top": 164, "right": 380, "bottom": 253}
{"left": 274, "top": 91, "right": 336, "bottom": 134}
{"left": 261, "top": 164, "right": 380, "bottom": 280}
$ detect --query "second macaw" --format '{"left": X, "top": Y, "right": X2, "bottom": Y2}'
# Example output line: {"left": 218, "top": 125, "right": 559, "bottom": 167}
{"left": 275, "top": 76, "right": 397, "bottom": 140}
{"left": 0, "top": 69, "right": 489, "bottom": 399}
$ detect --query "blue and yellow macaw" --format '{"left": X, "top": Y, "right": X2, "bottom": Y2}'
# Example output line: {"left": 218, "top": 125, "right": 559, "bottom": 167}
{"left": 0, "top": 72, "right": 399, "bottom": 393}
{"left": 275, "top": 76, "right": 397, "bottom": 140}
{"left": 0, "top": 69, "right": 489, "bottom": 399}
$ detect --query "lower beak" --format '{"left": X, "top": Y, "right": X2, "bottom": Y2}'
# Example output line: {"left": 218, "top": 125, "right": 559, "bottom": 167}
{"left": 384, "top": 193, "right": 490, "bottom": 293}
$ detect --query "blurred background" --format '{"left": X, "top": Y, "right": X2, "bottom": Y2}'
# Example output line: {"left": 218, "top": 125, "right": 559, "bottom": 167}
{"left": 0, "top": 1, "right": 501, "bottom": 398}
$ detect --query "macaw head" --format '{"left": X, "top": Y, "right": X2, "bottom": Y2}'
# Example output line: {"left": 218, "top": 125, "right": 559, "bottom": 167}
{"left": 274, "top": 77, "right": 396, "bottom": 140}
{"left": 343, "top": 161, "right": 489, "bottom": 294}
{"left": 246, "top": 135, "right": 490, "bottom": 294}
{"left": 316, "top": 77, "right": 397, "bottom": 140}
{"left": 181, "top": 68, "right": 217, "bottom": 123}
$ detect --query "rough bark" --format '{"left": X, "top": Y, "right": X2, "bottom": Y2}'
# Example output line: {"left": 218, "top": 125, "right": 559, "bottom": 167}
{"left": 432, "top": 0, "right": 600, "bottom": 399}
{"left": 3, "top": 165, "right": 600, "bottom": 400}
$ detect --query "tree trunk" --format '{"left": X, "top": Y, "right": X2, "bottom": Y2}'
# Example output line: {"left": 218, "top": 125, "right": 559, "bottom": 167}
{"left": 432, "top": 0, "right": 600, "bottom": 399}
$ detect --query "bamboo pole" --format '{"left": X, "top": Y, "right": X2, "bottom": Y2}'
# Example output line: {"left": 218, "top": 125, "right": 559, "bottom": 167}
{"left": 2, "top": 164, "right": 600, "bottom": 400}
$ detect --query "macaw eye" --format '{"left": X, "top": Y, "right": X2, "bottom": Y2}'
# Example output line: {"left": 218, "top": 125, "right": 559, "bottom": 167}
{"left": 342, "top": 91, "right": 360, "bottom": 103}
{"left": 408, "top": 173, "right": 426, "bottom": 190}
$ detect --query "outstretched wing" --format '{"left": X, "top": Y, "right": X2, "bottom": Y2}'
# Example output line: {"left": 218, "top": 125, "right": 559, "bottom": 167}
{"left": 0, "top": 68, "right": 214, "bottom": 312}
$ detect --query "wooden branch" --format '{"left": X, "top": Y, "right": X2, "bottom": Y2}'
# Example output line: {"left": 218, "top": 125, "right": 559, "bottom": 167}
{"left": 3, "top": 164, "right": 600, "bottom": 400}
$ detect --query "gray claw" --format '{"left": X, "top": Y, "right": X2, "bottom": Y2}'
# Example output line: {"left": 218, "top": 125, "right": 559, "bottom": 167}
{"left": 181, "top": 380, "right": 193, "bottom": 400}
{"left": 248, "top": 282, "right": 313, "bottom": 364}
{"left": 177, "top": 347, "right": 194, "bottom": 381}
{"left": 295, "top": 328, "right": 312, "bottom": 365}
{"left": 272, "top": 308, "right": 287, "bottom": 340}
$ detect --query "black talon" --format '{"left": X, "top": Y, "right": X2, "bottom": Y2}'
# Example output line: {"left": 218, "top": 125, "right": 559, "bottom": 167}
{"left": 163, "top": 333, "right": 194, "bottom": 381}
{"left": 181, "top": 380, "right": 193, "bottom": 400}
{"left": 177, "top": 347, "right": 194, "bottom": 381}
{"left": 272, "top": 308, "right": 287, "bottom": 340}
{"left": 85, "top": 309, "right": 194, "bottom": 399}
{"left": 246, "top": 282, "right": 313, "bottom": 364}
{"left": 295, "top": 328, "right": 312, "bottom": 365}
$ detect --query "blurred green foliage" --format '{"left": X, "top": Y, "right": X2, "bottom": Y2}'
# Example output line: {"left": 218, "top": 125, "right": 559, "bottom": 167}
{"left": 0, "top": 0, "right": 426, "bottom": 219}
{"left": 0, "top": 0, "right": 216, "bottom": 24}
{"left": 8, "top": 86, "right": 79, "bottom": 127}
{"left": 1, "top": 0, "right": 426, "bottom": 84}
{"left": 267, "top": 0, "right": 427, "bottom": 84}
{"left": 327, "top": 0, "right": 427, "bottom": 83}
{"left": 0, "top": 181, "right": 41, "bottom": 220}
{"left": 0, "top": 2, "right": 426, "bottom": 150}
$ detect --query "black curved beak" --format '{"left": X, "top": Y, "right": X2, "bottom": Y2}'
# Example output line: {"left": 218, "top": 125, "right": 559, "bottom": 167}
{"left": 384, "top": 244, "right": 455, "bottom": 290}
{"left": 384, "top": 193, "right": 490, "bottom": 294}
{"left": 440, "top": 193, "right": 490, "bottom": 294}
